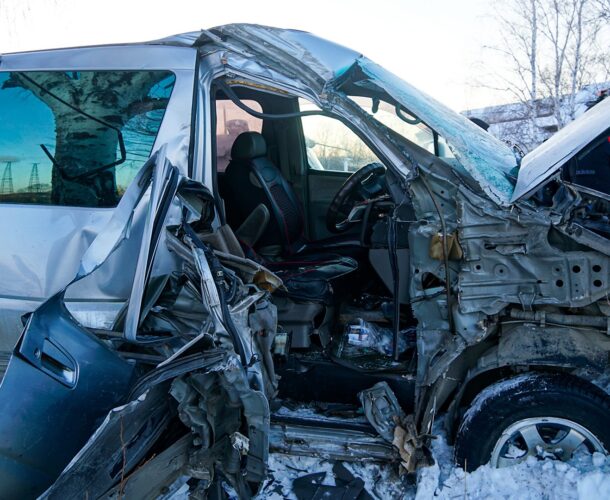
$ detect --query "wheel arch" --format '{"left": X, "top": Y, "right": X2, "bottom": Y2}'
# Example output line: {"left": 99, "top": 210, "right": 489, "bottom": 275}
{"left": 427, "top": 323, "right": 610, "bottom": 442}
{"left": 453, "top": 370, "right": 610, "bottom": 470}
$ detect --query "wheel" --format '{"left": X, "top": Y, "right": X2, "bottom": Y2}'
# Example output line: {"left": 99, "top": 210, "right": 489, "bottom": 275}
{"left": 325, "top": 162, "right": 386, "bottom": 233}
{"left": 454, "top": 372, "right": 610, "bottom": 471}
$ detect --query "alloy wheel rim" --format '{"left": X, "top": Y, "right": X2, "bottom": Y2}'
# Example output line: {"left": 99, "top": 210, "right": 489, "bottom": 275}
{"left": 490, "top": 417, "right": 606, "bottom": 468}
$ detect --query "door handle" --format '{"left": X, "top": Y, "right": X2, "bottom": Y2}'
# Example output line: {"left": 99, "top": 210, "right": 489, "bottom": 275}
{"left": 36, "top": 339, "right": 77, "bottom": 387}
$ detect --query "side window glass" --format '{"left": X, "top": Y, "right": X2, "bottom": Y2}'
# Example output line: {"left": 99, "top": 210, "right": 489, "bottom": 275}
{"left": 0, "top": 70, "right": 176, "bottom": 207}
{"left": 569, "top": 131, "right": 610, "bottom": 194}
{"left": 299, "top": 99, "right": 380, "bottom": 173}
{"left": 351, "top": 96, "right": 455, "bottom": 159}
{"left": 216, "top": 100, "right": 263, "bottom": 172}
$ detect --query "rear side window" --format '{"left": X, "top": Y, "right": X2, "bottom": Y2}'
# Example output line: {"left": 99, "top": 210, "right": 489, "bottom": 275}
{"left": 0, "top": 70, "right": 175, "bottom": 207}
{"left": 216, "top": 99, "right": 262, "bottom": 172}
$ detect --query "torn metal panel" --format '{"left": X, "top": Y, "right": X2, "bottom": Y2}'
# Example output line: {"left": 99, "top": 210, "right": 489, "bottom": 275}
{"left": 411, "top": 156, "right": 610, "bottom": 427}
{"left": 269, "top": 422, "right": 398, "bottom": 462}
{"left": 359, "top": 382, "right": 406, "bottom": 442}
{"left": 0, "top": 294, "right": 135, "bottom": 498}
{"left": 124, "top": 155, "right": 182, "bottom": 341}
{"left": 161, "top": 223, "right": 278, "bottom": 485}
{"left": 406, "top": 165, "right": 466, "bottom": 392}
{"left": 513, "top": 96, "right": 610, "bottom": 202}
{"left": 456, "top": 189, "right": 610, "bottom": 315}
{"left": 170, "top": 352, "right": 271, "bottom": 485}
{"left": 556, "top": 222, "right": 610, "bottom": 258}
{"left": 359, "top": 382, "right": 430, "bottom": 473}
{"left": 104, "top": 435, "right": 191, "bottom": 500}
{"left": 41, "top": 384, "right": 172, "bottom": 500}
{"left": 0, "top": 150, "right": 183, "bottom": 498}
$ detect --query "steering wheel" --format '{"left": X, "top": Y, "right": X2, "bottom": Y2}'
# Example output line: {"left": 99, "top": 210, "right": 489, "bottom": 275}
{"left": 326, "top": 162, "right": 387, "bottom": 233}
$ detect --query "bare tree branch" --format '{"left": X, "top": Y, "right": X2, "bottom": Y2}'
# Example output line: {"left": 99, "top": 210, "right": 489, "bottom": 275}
{"left": 476, "top": 0, "right": 608, "bottom": 151}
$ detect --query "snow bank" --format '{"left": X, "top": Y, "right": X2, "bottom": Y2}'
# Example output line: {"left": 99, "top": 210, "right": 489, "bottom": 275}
{"left": 417, "top": 422, "right": 610, "bottom": 500}
{"left": 258, "top": 416, "right": 610, "bottom": 500}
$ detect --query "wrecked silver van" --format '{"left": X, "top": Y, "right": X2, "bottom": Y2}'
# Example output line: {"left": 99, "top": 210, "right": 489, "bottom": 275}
{"left": 0, "top": 24, "right": 609, "bottom": 498}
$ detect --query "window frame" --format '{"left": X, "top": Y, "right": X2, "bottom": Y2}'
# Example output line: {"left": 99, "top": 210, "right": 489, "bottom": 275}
{"left": 564, "top": 127, "right": 610, "bottom": 195}
{"left": 0, "top": 44, "right": 198, "bottom": 209}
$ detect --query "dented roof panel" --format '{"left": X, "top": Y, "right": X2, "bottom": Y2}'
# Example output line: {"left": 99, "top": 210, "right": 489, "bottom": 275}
{"left": 191, "top": 24, "right": 520, "bottom": 205}
{"left": 263, "top": 28, "right": 361, "bottom": 80}
{"left": 512, "top": 96, "right": 610, "bottom": 202}
{"left": 206, "top": 24, "right": 361, "bottom": 82}
{"left": 356, "top": 59, "right": 518, "bottom": 206}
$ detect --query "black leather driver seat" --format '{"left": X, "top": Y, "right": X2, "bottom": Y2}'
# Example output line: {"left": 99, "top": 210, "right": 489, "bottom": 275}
{"left": 223, "top": 131, "right": 359, "bottom": 256}
{"left": 221, "top": 131, "right": 359, "bottom": 304}
{"left": 223, "top": 131, "right": 308, "bottom": 255}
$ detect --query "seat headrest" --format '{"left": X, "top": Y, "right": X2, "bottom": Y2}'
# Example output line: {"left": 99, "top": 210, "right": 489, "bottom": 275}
{"left": 231, "top": 132, "right": 267, "bottom": 160}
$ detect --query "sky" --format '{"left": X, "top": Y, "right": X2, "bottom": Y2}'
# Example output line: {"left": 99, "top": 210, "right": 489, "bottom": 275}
{"left": 0, "top": 0, "right": 504, "bottom": 112}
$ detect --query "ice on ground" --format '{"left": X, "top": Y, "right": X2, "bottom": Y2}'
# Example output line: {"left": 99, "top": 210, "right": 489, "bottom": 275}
{"left": 416, "top": 423, "right": 610, "bottom": 500}
{"left": 256, "top": 455, "right": 337, "bottom": 500}
{"left": 255, "top": 453, "right": 411, "bottom": 499}
{"left": 258, "top": 416, "right": 610, "bottom": 500}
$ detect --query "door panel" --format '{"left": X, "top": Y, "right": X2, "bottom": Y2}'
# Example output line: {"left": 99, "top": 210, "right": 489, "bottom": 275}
{"left": 0, "top": 151, "right": 176, "bottom": 498}
{"left": 0, "top": 295, "right": 135, "bottom": 498}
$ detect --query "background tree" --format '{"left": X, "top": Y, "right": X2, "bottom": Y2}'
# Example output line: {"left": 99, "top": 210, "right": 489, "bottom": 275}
{"left": 481, "top": 0, "right": 609, "bottom": 151}
{"left": 596, "top": 0, "right": 610, "bottom": 19}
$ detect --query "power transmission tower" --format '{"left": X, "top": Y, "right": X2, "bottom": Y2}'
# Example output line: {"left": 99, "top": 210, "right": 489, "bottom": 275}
{"left": 0, "top": 162, "right": 14, "bottom": 195}
{"left": 28, "top": 163, "right": 41, "bottom": 192}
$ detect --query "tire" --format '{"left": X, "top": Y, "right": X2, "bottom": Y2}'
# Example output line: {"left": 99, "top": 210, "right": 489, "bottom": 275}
{"left": 454, "top": 372, "right": 610, "bottom": 471}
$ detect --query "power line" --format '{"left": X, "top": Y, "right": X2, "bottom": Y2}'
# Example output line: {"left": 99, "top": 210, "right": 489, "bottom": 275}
{"left": 28, "top": 162, "right": 41, "bottom": 192}
{"left": 0, "top": 162, "right": 14, "bottom": 195}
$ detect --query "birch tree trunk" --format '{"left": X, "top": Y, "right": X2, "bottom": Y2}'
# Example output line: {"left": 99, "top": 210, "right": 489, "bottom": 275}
{"left": 2, "top": 71, "right": 163, "bottom": 206}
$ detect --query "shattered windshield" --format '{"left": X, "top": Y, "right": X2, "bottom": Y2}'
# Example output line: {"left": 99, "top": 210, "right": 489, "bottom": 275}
{"left": 355, "top": 59, "right": 518, "bottom": 205}
{"left": 0, "top": 70, "right": 176, "bottom": 207}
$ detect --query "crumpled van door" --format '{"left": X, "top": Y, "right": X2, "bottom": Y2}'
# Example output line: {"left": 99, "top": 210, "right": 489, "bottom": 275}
{"left": 0, "top": 45, "right": 196, "bottom": 352}
{"left": 0, "top": 151, "right": 181, "bottom": 498}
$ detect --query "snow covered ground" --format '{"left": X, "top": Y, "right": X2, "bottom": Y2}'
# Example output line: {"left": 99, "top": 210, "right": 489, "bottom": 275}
{"left": 416, "top": 422, "right": 610, "bottom": 500}
{"left": 169, "top": 373, "right": 610, "bottom": 499}
{"left": 256, "top": 421, "right": 610, "bottom": 500}
{"left": 255, "top": 373, "right": 610, "bottom": 500}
